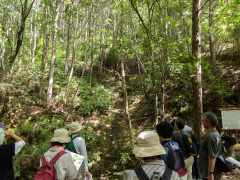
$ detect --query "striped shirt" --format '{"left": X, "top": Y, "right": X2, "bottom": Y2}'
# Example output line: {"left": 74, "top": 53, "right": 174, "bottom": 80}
{"left": 127, "top": 160, "right": 180, "bottom": 180}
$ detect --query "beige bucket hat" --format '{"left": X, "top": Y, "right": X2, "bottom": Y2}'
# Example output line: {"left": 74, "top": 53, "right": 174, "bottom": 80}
{"left": 69, "top": 122, "right": 81, "bottom": 134}
{"left": 50, "top": 129, "right": 71, "bottom": 143}
{"left": 0, "top": 128, "right": 4, "bottom": 144}
{"left": 133, "top": 131, "right": 166, "bottom": 157}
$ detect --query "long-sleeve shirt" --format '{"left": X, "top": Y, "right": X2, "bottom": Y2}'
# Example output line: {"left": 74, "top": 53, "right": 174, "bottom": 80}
{"left": 40, "top": 148, "right": 77, "bottom": 180}
{"left": 71, "top": 134, "right": 89, "bottom": 172}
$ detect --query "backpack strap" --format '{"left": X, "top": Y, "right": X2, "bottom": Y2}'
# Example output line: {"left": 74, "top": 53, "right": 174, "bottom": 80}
{"left": 71, "top": 135, "right": 79, "bottom": 140}
{"left": 134, "top": 166, "right": 150, "bottom": 180}
{"left": 161, "top": 167, "right": 172, "bottom": 180}
{"left": 40, "top": 154, "right": 47, "bottom": 165}
{"left": 50, "top": 150, "right": 67, "bottom": 164}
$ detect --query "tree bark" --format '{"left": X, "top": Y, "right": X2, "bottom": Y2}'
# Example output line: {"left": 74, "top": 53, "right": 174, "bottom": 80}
{"left": 64, "top": 3, "right": 73, "bottom": 73}
{"left": 32, "top": 0, "right": 38, "bottom": 63}
{"left": 120, "top": 0, "right": 134, "bottom": 146}
{"left": 46, "top": 1, "right": 61, "bottom": 110}
{"left": 209, "top": 0, "right": 216, "bottom": 74}
{"left": 192, "top": 0, "right": 203, "bottom": 141}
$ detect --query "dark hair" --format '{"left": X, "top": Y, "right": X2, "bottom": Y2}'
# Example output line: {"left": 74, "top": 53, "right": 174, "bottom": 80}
{"left": 170, "top": 120, "right": 175, "bottom": 127}
{"left": 175, "top": 118, "right": 185, "bottom": 130}
{"left": 51, "top": 142, "right": 64, "bottom": 147}
{"left": 203, "top": 112, "right": 218, "bottom": 127}
{"left": 156, "top": 122, "right": 173, "bottom": 139}
{"left": 143, "top": 155, "right": 161, "bottom": 160}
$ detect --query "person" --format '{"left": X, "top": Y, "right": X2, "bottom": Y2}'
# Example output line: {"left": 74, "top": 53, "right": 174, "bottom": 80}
{"left": 39, "top": 128, "right": 77, "bottom": 180}
{"left": 198, "top": 112, "right": 222, "bottom": 180}
{"left": 0, "top": 128, "right": 26, "bottom": 180}
{"left": 68, "top": 122, "right": 91, "bottom": 179}
{"left": 171, "top": 119, "right": 194, "bottom": 180}
{"left": 127, "top": 131, "right": 180, "bottom": 180}
{"left": 156, "top": 122, "right": 187, "bottom": 180}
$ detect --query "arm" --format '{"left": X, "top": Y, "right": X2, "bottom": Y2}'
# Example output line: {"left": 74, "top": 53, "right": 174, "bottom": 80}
{"left": 5, "top": 130, "right": 24, "bottom": 142}
{"left": 207, "top": 156, "right": 216, "bottom": 180}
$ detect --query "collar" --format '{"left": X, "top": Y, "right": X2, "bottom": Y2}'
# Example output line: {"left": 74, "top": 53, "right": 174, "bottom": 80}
{"left": 144, "top": 159, "right": 166, "bottom": 166}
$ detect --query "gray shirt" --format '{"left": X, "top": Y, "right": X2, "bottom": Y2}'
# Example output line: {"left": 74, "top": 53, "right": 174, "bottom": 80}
{"left": 171, "top": 130, "right": 191, "bottom": 159}
{"left": 198, "top": 129, "right": 221, "bottom": 171}
{"left": 71, "top": 134, "right": 89, "bottom": 172}
{"left": 40, "top": 149, "right": 77, "bottom": 180}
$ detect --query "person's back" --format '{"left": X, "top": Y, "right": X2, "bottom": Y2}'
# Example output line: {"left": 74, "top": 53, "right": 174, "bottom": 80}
{"left": 127, "top": 131, "right": 179, "bottom": 180}
{"left": 38, "top": 129, "right": 77, "bottom": 180}
{"left": 0, "top": 129, "right": 25, "bottom": 180}
{"left": 171, "top": 119, "right": 194, "bottom": 180}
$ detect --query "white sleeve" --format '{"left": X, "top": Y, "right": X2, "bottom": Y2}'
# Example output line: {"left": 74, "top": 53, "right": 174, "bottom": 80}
{"left": 15, "top": 141, "right": 26, "bottom": 154}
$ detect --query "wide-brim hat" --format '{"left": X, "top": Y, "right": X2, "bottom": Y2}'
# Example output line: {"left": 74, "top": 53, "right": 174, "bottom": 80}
{"left": 133, "top": 131, "right": 166, "bottom": 157}
{"left": 50, "top": 129, "right": 71, "bottom": 143}
{"left": 0, "top": 128, "right": 4, "bottom": 144}
{"left": 69, "top": 122, "right": 81, "bottom": 134}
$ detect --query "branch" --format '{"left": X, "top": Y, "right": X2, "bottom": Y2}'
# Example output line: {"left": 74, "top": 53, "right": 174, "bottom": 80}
{"left": 129, "top": 0, "right": 150, "bottom": 40}
{"left": 202, "top": 12, "right": 238, "bottom": 15}
{"left": 199, "top": 0, "right": 209, "bottom": 12}
{"left": 25, "top": 0, "right": 35, "bottom": 18}
{"left": 9, "top": 0, "right": 21, "bottom": 14}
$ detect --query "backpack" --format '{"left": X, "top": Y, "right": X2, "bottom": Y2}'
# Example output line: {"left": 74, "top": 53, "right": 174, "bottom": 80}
{"left": 34, "top": 150, "right": 67, "bottom": 180}
{"left": 221, "top": 136, "right": 236, "bottom": 150}
{"left": 179, "top": 131, "right": 197, "bottom": 156}
{"left": 202, "top": 145, "right": 233, "bottom": 172}
{"left": 162, "top": 141, "right": 187, "bottom": 177}
{"left": 134, "top": 166, "right": 172, "bottom": 180}
{"left": 64, "top": 135, "right": 79, "bottom": 153}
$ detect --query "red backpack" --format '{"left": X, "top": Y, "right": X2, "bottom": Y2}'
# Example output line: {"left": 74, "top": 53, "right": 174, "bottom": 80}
{"left": 34, "top": 150, "right": 67, "bottom": 180}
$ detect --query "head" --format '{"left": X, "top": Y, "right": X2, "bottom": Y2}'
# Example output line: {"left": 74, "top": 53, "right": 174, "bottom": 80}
{"left": 175, "top": 118, "right": 185, "bottom": 130}
{"left": 0, "top": 128, "right": 4, "bottom": 144}
{"left": 50, "top": 129, "right": 71, "bottom": 146}
{"left": 133, "top": 131, "right": 166, "bottom": 159}
{"left": 203, "top": 112, "right": 218, "bottom": 128}
{"left": 156, "top": 122, "right": 173, "bottom": 140}
{"left": 69, "top": 122, "right": 81, "bottom": 134}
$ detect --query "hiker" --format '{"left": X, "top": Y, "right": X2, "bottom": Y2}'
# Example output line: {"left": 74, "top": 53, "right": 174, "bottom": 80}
{"left": 37, "top": 128, "right": 77, "bottom": 180}
{"left": 0, "top": 128, "right": 26, "bottom": 180}
{"left": 156, "top": 122, "right": 187, "bottom": 180}
{"left": 171, "top": 119, "right": 194, "bottom": 180}
{"left": 198, "top": 112, "right": 222, "bottom": 180}
{"left": 66, "top": 122, "right": 91, "bottom": 180}
{"left": 127, "top": 131, "right": 180, "bottom": 180}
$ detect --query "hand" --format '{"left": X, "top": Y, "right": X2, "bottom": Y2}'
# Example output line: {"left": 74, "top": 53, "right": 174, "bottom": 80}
{"left": 4, "top": 130, "right": 12, "bottom": 136}
{"left": 86, "top": 171, "right": 91, "bottom": 180}
{"left": 207, "top": 173, "right": 214, "bottom": 180}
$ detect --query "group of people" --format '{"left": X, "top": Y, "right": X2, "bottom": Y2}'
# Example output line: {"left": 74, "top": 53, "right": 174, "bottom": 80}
{"left": 0, "top": 112, "right": 234, "bottom": 180}
{"left": 0, "top": 122, "right": 91, "bottom": 180}
{"left": 127, "top": 112, "right": 225, "bottom": 180}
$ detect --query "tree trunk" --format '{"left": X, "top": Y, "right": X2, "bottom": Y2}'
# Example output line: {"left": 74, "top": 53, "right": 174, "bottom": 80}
{"left": 32, "top": 0, "right": 38, "bottom": 63}
{"left": 64, "top": 3, "right": 73, "bottom": 73}
{"left": 192, "top": 0, "right": 203, "bottom": 141}
{"left": 120, "top": 0, "right": 134, "bottom": 146}
{"left": 46, "top": 2, "right": 61, "bottom": 110}
{"left": 65, "top": 5, "right": 79, "bottom": 100}
{"left": 90, "top": 13, "right": 96, "bottom": 86}
{"left": 209, "top": 0, "right": 216, "bottom": 74}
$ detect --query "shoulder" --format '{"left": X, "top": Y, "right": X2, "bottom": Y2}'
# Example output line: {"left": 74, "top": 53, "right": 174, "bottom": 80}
{"left": 127, "top": 169, "right": 137, "bottom": 180}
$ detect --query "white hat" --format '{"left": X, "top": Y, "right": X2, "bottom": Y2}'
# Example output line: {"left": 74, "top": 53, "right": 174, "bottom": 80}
{"left": 0, "top": 128, "right": 4, "bottom": 144}
{"left": 69, "top": 122, "right": 81, "bottom": 134}
{"left": 133, "top": 131, "right": 166, "bottom": 157}
{"left": 50, "top": 129, "right": 71, "bottom": 143}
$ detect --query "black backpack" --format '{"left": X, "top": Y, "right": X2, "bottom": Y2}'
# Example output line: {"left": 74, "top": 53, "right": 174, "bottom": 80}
{"left": 134, "top": 166, "right": 172, "bottom": 180}
{"left": 179, "top": 131, "right": 197, "bottom": 156}
{"left": 162, "top": 141, "right": 187, "bottom": 177}
{"left": 221, "top": 136, "right": 236, "bottom": 150}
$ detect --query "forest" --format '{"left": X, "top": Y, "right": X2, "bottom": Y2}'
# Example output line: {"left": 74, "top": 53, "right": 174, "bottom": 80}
{"left": 0, "top": 0, "right": 240, "bottom": 179}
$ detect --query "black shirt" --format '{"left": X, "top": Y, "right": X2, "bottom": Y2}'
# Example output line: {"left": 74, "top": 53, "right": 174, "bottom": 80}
{"left": 0, "top": 143, "right": 15, "bottom": 180}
